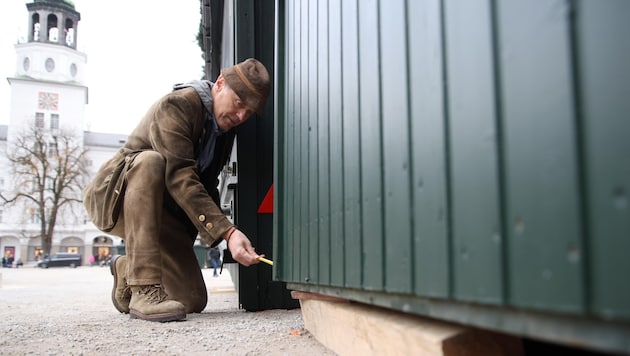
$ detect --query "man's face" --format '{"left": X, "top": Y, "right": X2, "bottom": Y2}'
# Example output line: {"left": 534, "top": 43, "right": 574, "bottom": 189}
{"left": 213, "top": 76, "right": 255, "bottom": 131}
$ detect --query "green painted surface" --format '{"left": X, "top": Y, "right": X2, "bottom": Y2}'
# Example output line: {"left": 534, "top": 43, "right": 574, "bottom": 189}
{"left": 298, "top": 0, "right": 310, "bottom": 285}
{"left": 379, "top": 0, "right": 413, "bottom": 294}
{"left": 275, "top": 0, "right": 630, "bottom": 327}
{"left": 316, "top": 0, "right": 331, "bottom": 285}
{"left": 285, "top": 0, "right": 296, "bottom": 283}
{"left": 445, "top": 0, "right": 503, "bottom": 303}
{"left": 358, "top": 0, "right": 384, "bottom": 291}
{"left": 328, "top": 0, "right": 345, "bottom": 287}
{"left": 307, "top": 0, "right": 319, "bottom": 285}
{"left": 341, "top": 0, "right": 362, "bottom": 288}
{"left": 578, "top": 0, "right": 630, "bottom": 319}
{"left": 408, "top": 0, "right": 450, "bottom": 298}
{"left": 498, "top": 0, "right": 584, "bottom": 313}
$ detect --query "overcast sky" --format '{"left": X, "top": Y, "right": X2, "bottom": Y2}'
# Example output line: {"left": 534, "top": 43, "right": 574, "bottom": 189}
{"left": 0, "top": 0, "right": 205, "bottom": 135}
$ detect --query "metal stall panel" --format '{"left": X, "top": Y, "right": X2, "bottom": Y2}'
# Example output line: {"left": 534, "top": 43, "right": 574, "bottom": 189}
{"left": 328, "top": 0, "right": 345, "bottom": 287}
{"left": 358, "top": 0, "right": 385, "bottom": 292}
{"left": 283, "top": 0, "right": 296, "bottom": 284}
{"left": 301, "top": 0, "right": 311, "bottom": 285}
{"left": 498, "top": 0, "right": 585, "bottom": 313}
{"left": 578, "top": 0, "right": 630, "bottom": 320}
{"left": 283, "top": 0, "right": 325, "bottom": 287}
{"left": 307, "top": 0, "right": 319, "bottom": 288}
{"left": 379, "top": 0, "right": 414, "bottom": 295}
{"left": 444, "top": 0, "right": 503, "bottom": 304}
{"left": 298, "top": 0, "right": 310, "bottom": 287}
{"left": 408, "top": 0, "right": 450, "bottom": 299}
{"left": 341, "top": 0, "right": 362, "bottom": 290}
{"left": 275, "top": 0, "right": 630, "bottom": 349}
{"left": 316, "top": 0, "right": 332, "bottom": 286}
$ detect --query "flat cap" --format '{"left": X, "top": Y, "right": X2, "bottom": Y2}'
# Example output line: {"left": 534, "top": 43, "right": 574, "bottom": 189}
{"left": 221, "top": 58, "right": 270, "bottom": 114}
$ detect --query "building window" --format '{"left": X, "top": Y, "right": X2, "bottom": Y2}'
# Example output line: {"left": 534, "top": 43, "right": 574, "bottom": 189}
{"left": 45, "top": 58, "right": 55, "bottom": 72}
{"left": 35, "top": 112, "right": 45, "bottom": 128}
{"left": 33, "top": 141, "right": 43, "bottom": 154}
{"left": 64, "top": 18, "right": 75, "bottom": 47}
{"left": 32, "top": 13, "right": 40, "bottom": 41}
{"left": 48, "top": 141, "right": 58, "bottom": 156}
{"left": 51, "top": 114, "right": 59, "bottom": 129}
{"left": 47, "top": 14, "right": 58, "bottom": 42}
{"left": 27, "top": 207, "right": 39, "bottom": 224}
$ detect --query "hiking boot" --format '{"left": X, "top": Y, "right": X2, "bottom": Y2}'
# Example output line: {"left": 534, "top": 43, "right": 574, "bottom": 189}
{"left": 129, "top": 285, "right": 186, "bottom": 322}
{"left": 110, "top": 255, "right": 131, "bottom": 313}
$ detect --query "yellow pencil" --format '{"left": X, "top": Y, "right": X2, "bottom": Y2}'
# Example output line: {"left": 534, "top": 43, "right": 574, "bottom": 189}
{"left": 257, "top": 257, "right": 274, "bottom": 266}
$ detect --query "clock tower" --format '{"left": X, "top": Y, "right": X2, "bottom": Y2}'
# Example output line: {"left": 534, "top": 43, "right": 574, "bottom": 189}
{"left": 7, "top": 0, "right": 87, "bottom": 134}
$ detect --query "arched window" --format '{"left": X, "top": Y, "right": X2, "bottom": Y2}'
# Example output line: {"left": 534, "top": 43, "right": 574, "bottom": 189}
{"left": 32, "top": 13, "right": 40, "bottom": 41}
{"left": 64, "top": 18, "right": 74, "bottom": 46}
{"left": 47, "top": 14, "right": 58, "bottom": 42}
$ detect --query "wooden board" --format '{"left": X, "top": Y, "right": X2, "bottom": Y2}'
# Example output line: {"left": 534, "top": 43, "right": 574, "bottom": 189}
{"left": 297, "top": 293, "right": 523, "bottom": 356}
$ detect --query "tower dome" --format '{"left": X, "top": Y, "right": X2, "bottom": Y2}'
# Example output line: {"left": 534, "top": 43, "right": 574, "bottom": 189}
{"left": 15, "top": 0, "right": 86, "bottom": 84}
{"left": 27, "top": 0, "right": 81, "bottom": 48}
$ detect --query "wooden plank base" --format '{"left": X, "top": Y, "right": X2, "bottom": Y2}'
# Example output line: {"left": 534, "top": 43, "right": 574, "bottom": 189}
{"left": 295, "top": 292, "right": 523, "bottom": 356}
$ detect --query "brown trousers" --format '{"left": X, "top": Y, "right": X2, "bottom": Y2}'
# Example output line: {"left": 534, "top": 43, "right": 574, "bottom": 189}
{"left": 109, "top": 151, "right": 208, "bottom": 313}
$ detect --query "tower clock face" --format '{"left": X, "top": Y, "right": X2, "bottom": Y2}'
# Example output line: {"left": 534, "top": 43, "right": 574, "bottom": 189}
{"left": 38, "top": 92, "right": 59, "bottom": 111}
{"left": 45, "top": 58, "right": 55, "bottom": 72}
{"left": 23, "top": 57, "right": 30, "bottom": 71}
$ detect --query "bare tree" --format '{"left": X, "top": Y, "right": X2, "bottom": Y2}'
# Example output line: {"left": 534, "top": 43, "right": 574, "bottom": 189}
{"left": 0, "top": 123, "right": 89, "bottom": 256}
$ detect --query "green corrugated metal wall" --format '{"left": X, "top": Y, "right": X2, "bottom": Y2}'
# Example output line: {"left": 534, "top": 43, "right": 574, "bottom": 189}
{"left": 274, "top": 0, "right": 629, "bottom": 349}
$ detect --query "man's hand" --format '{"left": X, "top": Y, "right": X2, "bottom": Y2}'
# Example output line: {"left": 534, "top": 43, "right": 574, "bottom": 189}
{"left": 226, "top": 229, "right": 263, "bottom": 266}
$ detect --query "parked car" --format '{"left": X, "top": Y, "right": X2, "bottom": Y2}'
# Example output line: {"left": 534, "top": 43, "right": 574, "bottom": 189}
{"left": 37, "top": 253, "right": 82, "bottom": 268}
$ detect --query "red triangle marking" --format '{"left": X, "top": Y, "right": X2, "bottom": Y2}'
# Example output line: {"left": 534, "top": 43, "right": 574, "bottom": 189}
{"left": 257, "top": 184, "right": 274, "bottom": 214}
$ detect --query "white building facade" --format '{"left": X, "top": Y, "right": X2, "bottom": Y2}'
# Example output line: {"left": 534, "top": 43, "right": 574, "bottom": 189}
{"left": 1, "top": 0, "right": 126, "bottom": 266}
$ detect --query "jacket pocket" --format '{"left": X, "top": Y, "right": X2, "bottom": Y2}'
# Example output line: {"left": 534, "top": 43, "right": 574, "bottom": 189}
{"left": 83, "top": 154, "right": 135, "bottom": 232}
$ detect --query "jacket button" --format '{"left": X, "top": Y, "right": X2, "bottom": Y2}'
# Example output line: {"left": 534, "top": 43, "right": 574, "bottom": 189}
{"left": 125, "top": 156, "right": 131, "bottom": 162}
{"left": 206, "top": 222, "right": 213, "bottom": 230}
{"left": 198, "top": 215, "right": 206, "bottom": 222}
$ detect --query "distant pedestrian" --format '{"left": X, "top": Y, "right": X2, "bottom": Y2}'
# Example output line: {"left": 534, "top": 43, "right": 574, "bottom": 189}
{"left": 209, "top": 247, "right": 221, "bottom": 277}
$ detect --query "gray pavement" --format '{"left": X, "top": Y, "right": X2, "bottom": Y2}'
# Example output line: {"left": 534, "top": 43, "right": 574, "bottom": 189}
{"left": 0, "top": 264, "right": 333, "bottom": 355}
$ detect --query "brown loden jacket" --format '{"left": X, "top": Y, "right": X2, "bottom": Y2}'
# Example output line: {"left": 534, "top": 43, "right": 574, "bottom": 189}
{"left": 83, "top": 85, "right": 236, "bottom": 246}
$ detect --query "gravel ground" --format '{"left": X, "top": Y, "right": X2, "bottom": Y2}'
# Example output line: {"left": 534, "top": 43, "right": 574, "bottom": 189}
{"left": 0, "top": 265, "right": 334, "bottom": 355}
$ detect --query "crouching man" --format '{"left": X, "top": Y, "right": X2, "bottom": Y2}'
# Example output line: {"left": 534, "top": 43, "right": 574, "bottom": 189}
{"left": 83, "top": 58, "right": 270, "bottom": 322}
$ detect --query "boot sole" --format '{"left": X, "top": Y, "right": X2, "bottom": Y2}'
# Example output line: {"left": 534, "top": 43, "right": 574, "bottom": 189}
{"left": 129, "top": 309, "right": 187, "bottom": 322}
{"left": 110, "top": 255, "right": 130, "bottom": 314}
